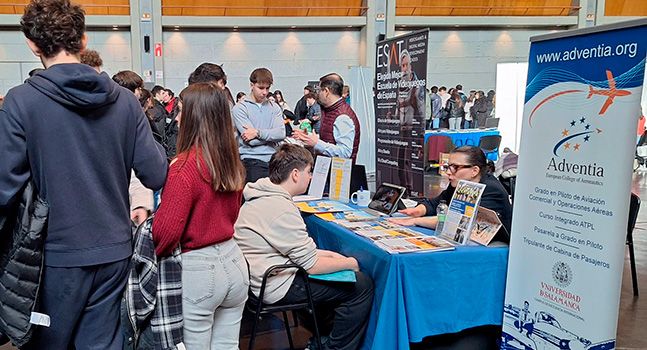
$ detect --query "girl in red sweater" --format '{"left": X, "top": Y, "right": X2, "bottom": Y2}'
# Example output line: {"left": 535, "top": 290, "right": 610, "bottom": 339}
{"left": 152, "top": 82, "right": 248, "bottom": 349}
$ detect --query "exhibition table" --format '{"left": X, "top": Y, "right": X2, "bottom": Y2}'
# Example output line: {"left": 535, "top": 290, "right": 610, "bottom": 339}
{"left": 304, "top": 214, "right": 508, "bottom": 350}
{"left": 425, "top": 129, "right": 500, "bottom": 162}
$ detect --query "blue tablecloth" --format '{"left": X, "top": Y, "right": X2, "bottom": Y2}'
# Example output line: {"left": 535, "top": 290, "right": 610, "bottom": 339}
{"left": 425, "top": 129, "right": 500, "bottom": 161}
{"left": 304, "top": 215, "right": 508, "bottom": 350}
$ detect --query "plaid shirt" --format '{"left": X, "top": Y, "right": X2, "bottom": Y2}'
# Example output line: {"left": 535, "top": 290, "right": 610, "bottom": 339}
{"left": 126, "top": 218, "right": 184, "bottom": 350}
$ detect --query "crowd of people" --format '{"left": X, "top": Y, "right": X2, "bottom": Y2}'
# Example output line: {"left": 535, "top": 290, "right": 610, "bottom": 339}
{"left": 425, "top": 84, "right": 497, "bottom": 130}
{"left": 0, "top": 1, "right": 371, "bottom": 349}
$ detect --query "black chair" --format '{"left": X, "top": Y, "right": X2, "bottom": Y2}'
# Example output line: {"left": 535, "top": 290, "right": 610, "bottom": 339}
{"left": 247, "top": 263, "right": 322, "bottom": 350}
{"left": 627, "top": 193, "right": 641, "bottom": 297}
{"left": 478, "top": 135, "right": 502, "bottom": 160}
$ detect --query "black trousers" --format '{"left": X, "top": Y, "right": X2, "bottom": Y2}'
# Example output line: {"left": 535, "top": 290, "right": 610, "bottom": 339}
{"left": 243, "top": 158, "right": 269, "bottom": 184}
{"left": 278, "top": 271, "right": 374, "bottom": 350}
{"left": 24, "top": 258, "right": 130, "bottom": 350}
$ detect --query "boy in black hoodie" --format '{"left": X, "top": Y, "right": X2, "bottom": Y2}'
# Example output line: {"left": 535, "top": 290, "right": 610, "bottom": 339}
{"left": 0, "top": 0, "right": 168, "bottom": 348}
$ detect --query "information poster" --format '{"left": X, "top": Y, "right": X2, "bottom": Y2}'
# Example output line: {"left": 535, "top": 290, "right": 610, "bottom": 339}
{"left": 329, "top": 157, "right": 352, "bottom": 203}
{"left": 502, "top": 20, "right": 647, "bottom": 350}
{"left": 375, "top": 30, "right": 427, "bottom": 197}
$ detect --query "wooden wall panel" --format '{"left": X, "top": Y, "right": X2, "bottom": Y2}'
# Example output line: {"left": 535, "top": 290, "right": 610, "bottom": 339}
{"left": 396, "top": 0, "right": 578, "bottom": 17}
{"left": 161, "top": 0, "right": 365, "bottom": 17}
{"left": 605, "top": 0, "right": 647, "bottom": 16}
{"left": 0, "top": 0, "right": 129, "bottom": 15}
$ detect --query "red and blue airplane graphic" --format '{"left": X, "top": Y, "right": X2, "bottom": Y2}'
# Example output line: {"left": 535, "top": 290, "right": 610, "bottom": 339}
{"left": 586, "top": 69, "right": 631, "bottom": 115}
{"left": 529, "top": 69, "right": 632, "bottom": 126}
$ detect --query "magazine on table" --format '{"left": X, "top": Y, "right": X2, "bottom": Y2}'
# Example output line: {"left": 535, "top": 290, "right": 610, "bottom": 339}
{"left": 375, "top": 235, "right": 455, "bottom": 254}
{"left": 439, "top": 180, "right": 486, "bottom": 245}
{"left": 296, "top": 200, "right": 354, "bottom": 214}
{"left": 335, "top": 220, "right": 378, "bottom": 231}
{"left": 470, "top": 206, "right": 506, "bottom": 246}
{"left": 354, "top": 226, "right": 423, "bottom": 242}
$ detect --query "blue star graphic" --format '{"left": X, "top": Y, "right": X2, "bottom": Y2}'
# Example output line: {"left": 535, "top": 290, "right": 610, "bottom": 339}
{"left": 585, "top": 124, "right": 590, "bottom": 130}
{"left": 580, "top": 117, "right": 586, "bottom": 123}
{"left": 584, "top": 135, "right": 590, "bottom": 142}
{"left": 570, "top": 120, "right": 576, "bottom": 127}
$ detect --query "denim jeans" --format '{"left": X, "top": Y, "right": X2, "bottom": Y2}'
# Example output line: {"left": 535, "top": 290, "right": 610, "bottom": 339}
{"left": 181, "top": 239, "right": 249, "bottom": 350}
{"left": 448, "top": 117, "right": 462, "bottom": 130}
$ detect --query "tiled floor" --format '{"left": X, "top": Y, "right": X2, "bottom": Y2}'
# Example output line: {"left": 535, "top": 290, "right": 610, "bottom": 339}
{"left": 2, "top": 171, "right": 647, "bottom": 350}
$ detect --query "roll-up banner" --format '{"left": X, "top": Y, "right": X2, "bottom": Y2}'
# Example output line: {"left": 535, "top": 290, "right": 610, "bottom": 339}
{"left": 502, "top": 19, "right": 647, "bottom": 350}
{"left": 374, "top": 30, "right": 428, "bottom": 197}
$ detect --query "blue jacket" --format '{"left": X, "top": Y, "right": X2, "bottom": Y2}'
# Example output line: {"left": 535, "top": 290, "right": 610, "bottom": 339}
{"left": 0, "top": 63, "right": 168, "bottom": 267}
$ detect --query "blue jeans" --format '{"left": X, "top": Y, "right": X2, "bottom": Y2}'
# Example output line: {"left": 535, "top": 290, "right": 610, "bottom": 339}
{"left": 181, "top": 239, "right": 249, "bottom": 350}
{"left": 449, "top": 117, "right": 462, "bottom": 130}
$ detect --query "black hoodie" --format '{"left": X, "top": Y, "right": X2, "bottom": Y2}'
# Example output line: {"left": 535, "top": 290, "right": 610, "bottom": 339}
{"left": 0, "top": 63, "right": 168, "bottom": 267}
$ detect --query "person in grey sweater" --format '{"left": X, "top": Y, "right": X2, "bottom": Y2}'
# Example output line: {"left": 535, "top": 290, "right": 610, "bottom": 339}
{"left": 231, "top": 68, "right": 286, "bottom": 183}
{"left": 235, "top": 144, "right": 374, "bottom": 350}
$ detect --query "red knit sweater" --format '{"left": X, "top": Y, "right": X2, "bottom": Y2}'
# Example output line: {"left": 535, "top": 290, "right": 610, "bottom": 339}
{"left": 152, "top": 149, "right": 242, "bottom": 256}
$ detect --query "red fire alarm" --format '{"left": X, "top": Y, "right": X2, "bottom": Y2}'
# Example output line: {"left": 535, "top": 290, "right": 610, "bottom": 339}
{"left": 154, "top": 43, "right": 162, "bottom": 57}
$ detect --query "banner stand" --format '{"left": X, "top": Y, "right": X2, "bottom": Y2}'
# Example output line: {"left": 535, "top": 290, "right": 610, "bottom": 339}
{"left": 502, "top": 19, "right": 647, "bottom": 350}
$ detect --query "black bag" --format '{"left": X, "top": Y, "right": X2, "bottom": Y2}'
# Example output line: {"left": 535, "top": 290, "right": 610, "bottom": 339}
{"left": 439, "top": 107, "right": 450, "bottom": 121}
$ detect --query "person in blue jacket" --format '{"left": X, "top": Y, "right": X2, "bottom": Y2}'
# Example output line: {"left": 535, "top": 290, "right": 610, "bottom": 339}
{"left": 0, "top": 0, "right": 168, "bottom": 348}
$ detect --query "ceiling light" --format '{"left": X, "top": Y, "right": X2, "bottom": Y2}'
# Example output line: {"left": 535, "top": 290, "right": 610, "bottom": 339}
{"left": 290, "top": 25, "right": 296, "bottom": 29}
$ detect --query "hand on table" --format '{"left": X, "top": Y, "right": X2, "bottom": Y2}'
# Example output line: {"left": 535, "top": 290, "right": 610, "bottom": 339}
{"left": 398, "top": 204, "right": 426, "bottom": 217}
{"left": 387, "top": 217, "right": 418, "bottom": 227}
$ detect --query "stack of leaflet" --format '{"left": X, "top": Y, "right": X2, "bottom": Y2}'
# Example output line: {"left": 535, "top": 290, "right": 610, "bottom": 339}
{"left": 336, "top": 220, "right": 454, "bottom": 254}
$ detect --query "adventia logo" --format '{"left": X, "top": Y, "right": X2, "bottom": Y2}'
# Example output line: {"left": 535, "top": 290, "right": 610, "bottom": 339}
{"left": 546, "top": 158, "right": 604, "bottom": 177}
{"left": 552, "top": 117, "right": 601, "bottom": 156}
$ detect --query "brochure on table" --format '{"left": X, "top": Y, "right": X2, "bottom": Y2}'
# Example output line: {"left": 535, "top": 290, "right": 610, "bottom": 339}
{"left": 329, "top": 157, "right": 352, "bottom": 203}
{"left": 295, "top": 200, "right": 354, "bottom": 214}
{"left": 293, "top": 156, "right": 331, "bottom": 202}
{"left": 502, "top": 20, "right": 647, "bottom": 349}
{"left": 375, "top": 235, "right": 455, "bottom": 254}
{"left": 439, "top": 180, "right": 486, "bottom": 245}
{"left": 470, "top": 206, "right": 505, "bottom": 246}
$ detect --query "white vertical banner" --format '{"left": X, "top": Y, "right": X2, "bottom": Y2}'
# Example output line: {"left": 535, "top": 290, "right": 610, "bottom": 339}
{"left": 502, "top": 20, "right": 647, "bottom": 350}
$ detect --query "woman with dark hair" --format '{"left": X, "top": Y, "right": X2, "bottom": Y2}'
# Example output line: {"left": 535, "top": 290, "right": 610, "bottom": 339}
{"left": 152, "top": 83, "right": 248, "bottom": 349}
{"left": 236, "top": 91, "right": 246, "bottom": 104}
{"left": 391, "top": 145, "right": 512, "bottom": 241}
{"left": 273, "top": 89, "right": 290, "bottom": 111}
{"left": 446, "top": 89, "right": 465, "bottom": 130}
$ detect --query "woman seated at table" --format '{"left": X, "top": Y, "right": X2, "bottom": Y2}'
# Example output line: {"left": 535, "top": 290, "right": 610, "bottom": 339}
{"left": 391, "top": 145, "right": 512, "bottom": 242}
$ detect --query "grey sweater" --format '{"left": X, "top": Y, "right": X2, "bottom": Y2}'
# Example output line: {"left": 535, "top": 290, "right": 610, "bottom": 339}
{"left": 231, "top": 98, "right": 286, "bottom": 162}
{"left": 234, "top": 178, "right": 318, "bottom": 303}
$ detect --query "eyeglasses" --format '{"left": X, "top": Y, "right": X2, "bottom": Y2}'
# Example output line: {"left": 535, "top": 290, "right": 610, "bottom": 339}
{"left": 440, "top": 163, "right": 474, "bottom": 173}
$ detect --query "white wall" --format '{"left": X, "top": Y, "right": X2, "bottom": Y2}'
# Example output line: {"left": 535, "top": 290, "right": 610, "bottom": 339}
{"left": 396, "top": 28, "right": 563, "bottom": 92}
{"left": 162, "top": 30, "right": 361, "bottom": 107}
{"left": 0, "top": 30, "right": 132, "bottom": 95}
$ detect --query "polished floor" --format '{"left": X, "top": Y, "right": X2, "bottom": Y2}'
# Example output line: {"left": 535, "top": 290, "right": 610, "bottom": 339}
{"left": 2, "top": 171, "right": 647, "bottom": 349}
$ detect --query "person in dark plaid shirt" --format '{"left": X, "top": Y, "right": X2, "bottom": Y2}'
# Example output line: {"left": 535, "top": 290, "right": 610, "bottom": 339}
{"left": 125, "top": 219, "right": 184, "bottom": 349}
